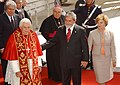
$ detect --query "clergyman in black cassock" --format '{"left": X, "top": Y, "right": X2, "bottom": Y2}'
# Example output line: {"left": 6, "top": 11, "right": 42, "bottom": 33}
{"left": 39, "top": 6, "right": 65, "bottom": 82}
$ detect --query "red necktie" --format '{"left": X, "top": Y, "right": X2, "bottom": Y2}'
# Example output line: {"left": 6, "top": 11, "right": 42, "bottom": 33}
{"left": 67, "top": 28, "right": 71, "bottom": 42}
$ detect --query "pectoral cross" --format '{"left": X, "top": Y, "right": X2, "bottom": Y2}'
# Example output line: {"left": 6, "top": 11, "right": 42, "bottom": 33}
{"left": 25, "top": 38, "right": 30, "bottom": 53}
{"left": 26, "top": 46, "right": 30, "bottom": 53}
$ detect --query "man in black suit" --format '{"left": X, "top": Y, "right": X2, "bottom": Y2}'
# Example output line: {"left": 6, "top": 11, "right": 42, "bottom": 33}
{"left": 41, "top": 12, "right": 89, "bottom": 85}
{"left": 0, "top": 1, "right": 20, "bottom": 85}
{"left": 14, "top": 0, "right": 31, "bottom": 21}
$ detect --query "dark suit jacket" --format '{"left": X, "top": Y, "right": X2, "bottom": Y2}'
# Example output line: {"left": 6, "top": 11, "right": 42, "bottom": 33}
{"left": 0, "top": 13, "right": 20, "bottom": 49}
{"left": 42, "top": 24, "right": 89, "bottom": 68}
{"left": 0, "top": 2, "right": 5, "bottom": 15}
{"left": 15, "top": 9, "right": 32, "bottom": 22}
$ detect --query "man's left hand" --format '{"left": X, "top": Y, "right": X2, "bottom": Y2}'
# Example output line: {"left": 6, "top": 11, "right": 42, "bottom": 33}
{"left": 81, "top": 61, "right": 88, "bottom": 68}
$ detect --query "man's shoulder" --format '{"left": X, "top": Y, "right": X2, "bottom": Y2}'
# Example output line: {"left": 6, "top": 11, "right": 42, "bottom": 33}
{"left": 0, "top": 13, "right": 5, "bottom": 18}
{"left": 14, "top": 13, "right": 19, "bottom": 17}
{"left": 13, "top": 14, "right": 21, "bottom": 23}
{"left": 75, "top": 24, "right": 86, "bottom": 32}
{"left": 92, "top": 4, "right": 102, "bottom": 13}
{"left": 0, "top": 13, "right": 7, "bottom": 21}
{"left": 95, "top": 4, "right": 101, "bottom": 9}
{"left": 46, "top": 15, "right": 53, "bottom": 20}
{"left": 43, "top": 15, "right": 53, "bottom": 22}
{"left": 75, "top": 24, "right": 85, "bottom": 30}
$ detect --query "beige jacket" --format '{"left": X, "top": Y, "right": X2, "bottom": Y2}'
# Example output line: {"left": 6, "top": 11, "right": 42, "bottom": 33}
{"left": 88, "top": 29, "right": 116, "bottom": 61}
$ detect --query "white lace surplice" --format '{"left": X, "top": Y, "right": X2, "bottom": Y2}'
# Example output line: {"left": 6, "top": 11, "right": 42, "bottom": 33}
{"left": 5, "top": 56, "right": 42, "bottom": 85}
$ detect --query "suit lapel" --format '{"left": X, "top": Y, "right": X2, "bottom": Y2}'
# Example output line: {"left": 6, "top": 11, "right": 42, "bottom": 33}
{"left": 63, "top": 25, "right": 77, "bottom": 43}
{"left": 13, "top": 15, "right": 17, "bottom": 29}
{"left": 4, "top": 13, "right": 14, "bottom": 31}
{"left": 62, "top": 26, "right": 67, "bottom": 42}
{"left": 4, "top": 13, "right": 11, "bottom": 23}
{"left": 4, "top": 13, "right": 18, "bottom": 31}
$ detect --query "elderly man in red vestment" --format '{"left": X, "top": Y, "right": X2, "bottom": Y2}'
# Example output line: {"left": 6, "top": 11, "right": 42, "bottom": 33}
{"left": 2, "top": 18, "right": 43, "bottom": 85}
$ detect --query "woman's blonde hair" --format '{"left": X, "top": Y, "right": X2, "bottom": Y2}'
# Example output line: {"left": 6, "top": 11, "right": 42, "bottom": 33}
{"left": 96, "top": 14, "right": 109, "bottom": 26}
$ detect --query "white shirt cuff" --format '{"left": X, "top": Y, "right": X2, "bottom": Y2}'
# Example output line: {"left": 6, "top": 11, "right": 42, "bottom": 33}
{"left": 9, "top": 60, "right": 20, "bottom": 73}
{"left": 38, "top": 56, "right": 42, "bottom": 67}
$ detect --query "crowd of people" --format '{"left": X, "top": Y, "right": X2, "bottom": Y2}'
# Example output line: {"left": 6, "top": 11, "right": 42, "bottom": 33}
{"left": 0, "top": 0, "right": 117, "bottom": 85}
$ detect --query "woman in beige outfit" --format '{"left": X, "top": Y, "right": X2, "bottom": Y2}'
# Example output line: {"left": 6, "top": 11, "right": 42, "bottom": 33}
{"left": 88, "top": 14, "right": 116, "bottom": 85}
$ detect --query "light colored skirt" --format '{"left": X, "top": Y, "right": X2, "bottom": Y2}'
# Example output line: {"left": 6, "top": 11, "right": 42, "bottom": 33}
{"left": 92, "top": 55, "right": 114, "bottom": 83}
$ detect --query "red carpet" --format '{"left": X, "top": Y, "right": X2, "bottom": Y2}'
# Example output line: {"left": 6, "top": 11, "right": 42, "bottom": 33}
{"left": 0, "top": 65, "right": 120, "bottom": 85}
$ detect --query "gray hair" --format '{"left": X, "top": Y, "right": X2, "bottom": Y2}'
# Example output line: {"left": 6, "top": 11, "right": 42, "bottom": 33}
{"left": 4, "top": 0, "right": 17, "bottom": 10}
{"left": 19, "top": 18, "right": 32, "bottom": 28}
{"left": 53, "top": 5, "right": 63, "bottom": 12}
{"left": 65, "top": 12, "right": 77, "bottom": 21}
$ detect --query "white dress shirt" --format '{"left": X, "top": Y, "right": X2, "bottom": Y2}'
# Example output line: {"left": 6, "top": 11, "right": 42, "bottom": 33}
{"left": 66, "top": 24, "right": 75, "bottom": 34}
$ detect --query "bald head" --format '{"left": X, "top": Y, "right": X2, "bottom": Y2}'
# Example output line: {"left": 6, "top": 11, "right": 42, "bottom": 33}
{"left": 53, "top": 5, "right": 62, "bottom": 11}
{"left": 14, "top": 0, "right": 22, "bottom": 9}
{"left": 22, "top": 0, "right": 28, "bottom": 7}
{"left": 53, "top": 6, "right": 62, "bottom": 19}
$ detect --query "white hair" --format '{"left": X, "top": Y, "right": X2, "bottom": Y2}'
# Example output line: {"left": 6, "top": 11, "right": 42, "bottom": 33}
{"left": 65, "top": 12, "right": 77, "bottom": 20}
{"left": 5, "top": 0, "right": 17, "bottom": 10}
{"left": 19, "top": 18, "right": 32, "bottom": 27}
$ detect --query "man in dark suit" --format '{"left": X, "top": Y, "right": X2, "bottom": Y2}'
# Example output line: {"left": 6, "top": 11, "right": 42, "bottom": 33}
{"left": 14, "top": 0, "right": 31, "bottom": 21}
{"left": 41, "top": 12, "right": 89, "bottom": 85}
{"left": 0, "top": 1, "right": 20, "bottom": 85}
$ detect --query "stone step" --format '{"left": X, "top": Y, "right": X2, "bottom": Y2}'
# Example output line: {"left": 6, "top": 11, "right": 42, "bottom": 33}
{"left": 24, "top": 0, "right": 54, "bottom": 16}
{"left": 101, "top": 0, "right": 120, "bottom": 9}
